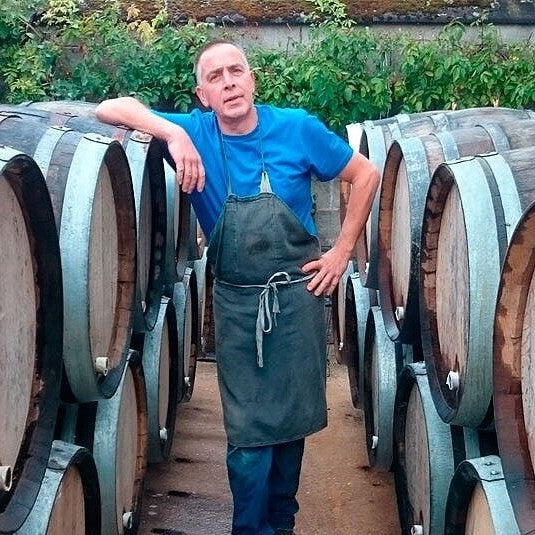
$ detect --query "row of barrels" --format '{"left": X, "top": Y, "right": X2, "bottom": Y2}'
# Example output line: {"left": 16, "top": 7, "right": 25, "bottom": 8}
{"left": 0, "top": 101, "right": 211, "bottom": 534}
{"left": 333, "top": 106, "right": 535, "bottom": 533}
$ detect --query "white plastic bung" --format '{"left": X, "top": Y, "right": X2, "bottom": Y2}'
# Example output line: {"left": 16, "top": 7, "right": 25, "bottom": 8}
{"left": 94, "top": 356, "right": 109, "bottom": 376}
{"left": 446, "top": 370, "right": 460, "bottom": 391}
{"left": 0, "top": 466, "right": 12, "bottom": 492}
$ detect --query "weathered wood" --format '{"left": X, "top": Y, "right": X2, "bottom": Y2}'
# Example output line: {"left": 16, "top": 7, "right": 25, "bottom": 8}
{"left": 444, "top": 456, "right": 519, "bottom": 535}
{"left": 93, "top": 354, "right": 148, "bottom": 535}
{"left": 494, "top": 199, "right": 535, "bottom": 533}
{"left": 140, "top": 296, "right": 180, "bottom": 464}
{"left": 0, "top": 114, "right": 136, "bottom": 402}
{"left": 14, "top": 441, "right": 100, "bottom": 535}
{"left": 330, "top": 260, "right": 355, "bottom": 365}
{"left": 345, "top": 108, "right": 535, "bottom": 290}
{"left": 421, "top": 146, "right": 535, "bottom": 428}
{"left": 4, "top": 101, "right": 167, "bottom": 333}
{"left": 363, "top": 306, "right": 398, "bottom": 470}
{"left": 394, "top": 362, "right": 492, "bottom": 535}
{"left": 379, "top": 120, "right": 535, "bottom": 344}
{"left": 343, "top": 273, "right": 377, "bottom": 408}
{"left": 0, "top": 149, "right": 62, "bottom": 533}
{"left": 173, "top": 267, "right": 201, "bottom": 402}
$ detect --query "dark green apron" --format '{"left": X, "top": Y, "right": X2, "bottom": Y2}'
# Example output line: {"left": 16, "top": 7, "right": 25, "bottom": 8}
{"left": 207, "top": 171, "right": 327, "bottom": 447}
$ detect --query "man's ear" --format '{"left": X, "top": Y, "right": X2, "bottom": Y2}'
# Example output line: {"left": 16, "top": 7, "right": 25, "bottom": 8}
{"left": 195, "top": 86, "right": 209, "bottom": 108}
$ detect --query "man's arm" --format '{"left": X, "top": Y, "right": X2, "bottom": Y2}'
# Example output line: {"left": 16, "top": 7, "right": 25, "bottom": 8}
{"left": 302, "top": 152, "right": 379, "bottom": 296}
{"left": 96, "top": 96, "right": 205, "bottom": 193}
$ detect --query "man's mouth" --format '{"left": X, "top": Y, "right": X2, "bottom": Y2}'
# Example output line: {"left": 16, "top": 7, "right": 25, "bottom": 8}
{"left": 224, "top": 95, "right": 242, "bottom": 104}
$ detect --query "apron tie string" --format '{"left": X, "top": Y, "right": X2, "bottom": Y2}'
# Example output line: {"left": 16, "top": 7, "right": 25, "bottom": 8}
{"left": 217, "top": 271, "right": 316, "bottom": 368}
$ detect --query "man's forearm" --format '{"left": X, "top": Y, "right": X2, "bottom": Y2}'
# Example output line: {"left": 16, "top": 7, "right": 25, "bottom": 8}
{"left": 96, "top": 96, "right": 206, "bottom": 193}
{"left": 95, "top": 96, "right": 184, "bottom": 143}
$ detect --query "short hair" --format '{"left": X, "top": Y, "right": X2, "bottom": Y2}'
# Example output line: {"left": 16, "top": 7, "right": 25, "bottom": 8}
{"left": 194, "top": 39, "right": 250, "bottom": 84}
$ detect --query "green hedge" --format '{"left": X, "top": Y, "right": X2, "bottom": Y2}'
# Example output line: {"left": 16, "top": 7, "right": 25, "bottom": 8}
{"left": 1, "top": 0, "right": 534, "bottom": 134}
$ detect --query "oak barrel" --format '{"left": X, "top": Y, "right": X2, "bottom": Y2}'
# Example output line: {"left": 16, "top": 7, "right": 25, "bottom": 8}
{"left": 93, "top": 352, "right": 148, "bottom": 535}
{"left": 173, "top": 267, "right": 201, "bottom": 402}
{"left": 343, "top": 273, "right": 377, "bottom": 408}
{"left": 163, "top": 160, "right": 190, "bottom": 288}
{"left": 493, "top": 199, "right": 535, "bottom": 533}
{"left": 420, "top": 146, "right": 535, "bottom": 428}
{"left": 192, "top": 248, "right": 212, "bottom": 360}
{"left": 138, "top": 296, "right": 180, "bottom": 464}
{"left": 444, "top": 456, "right": 519, "bottom": 535}
{"left": 379, "top": 120, "right": 535, "bottom": 343}
{"left": 331, "top": 260, "right": 355, "bottom": 364}
{"left": 5, "top": 101, "right": 167, "bottom": 333}
{"left": 0, "top": 113, "right": 137, "bottom": 402}
{"left": 345, "top": 107, "right": 535, "bottom": 290}
{"left": 362, "top": 306, "right": 398, "bottom": 470}
{"left": 0, "top": 148, "right": 62, "bottom": 533}
{"left": 393, "top": 362, "right": 493, "bottom": 535}
{"left": 14, "top": 441, "right": 101, "bottom": 535}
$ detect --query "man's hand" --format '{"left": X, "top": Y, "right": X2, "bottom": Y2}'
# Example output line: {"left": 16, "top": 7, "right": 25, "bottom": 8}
{"left": 166, "top": 132, "right": 205, "bottom": 193}
{"left": 301, "top": 247, "right": 350, "bottom": 297}
{"left": 96, "top": 96, "right": 205, "bottom": 193}
{"left": 302, "top": 152, "right": 379, "bottom": 297}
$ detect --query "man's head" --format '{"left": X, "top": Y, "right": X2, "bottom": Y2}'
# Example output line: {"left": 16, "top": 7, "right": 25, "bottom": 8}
{"left": 194, "top": 40, "right": 256, "bottom": 133}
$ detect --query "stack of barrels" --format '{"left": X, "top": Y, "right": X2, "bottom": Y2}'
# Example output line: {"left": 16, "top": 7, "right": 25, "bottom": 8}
{"left": 333, "top": 106, "right": 535, "bottom": 534}
{"left": 0, "top": 101, "right": 211, "bottom": 534}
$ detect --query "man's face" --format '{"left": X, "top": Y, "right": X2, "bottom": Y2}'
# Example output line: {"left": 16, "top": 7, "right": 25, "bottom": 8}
{"left": 195, "top": 44, "right": 256, "bottom": 127}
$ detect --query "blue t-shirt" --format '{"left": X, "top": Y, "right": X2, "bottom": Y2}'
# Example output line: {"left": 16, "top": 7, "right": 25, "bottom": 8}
{"left": 155, "top": 104, "right": 353, "bottom": 240}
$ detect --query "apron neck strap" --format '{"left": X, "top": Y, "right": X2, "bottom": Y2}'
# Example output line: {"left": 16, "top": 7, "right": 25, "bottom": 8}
{"left": 216, "top": 111, "right": 273, "bottom": 195}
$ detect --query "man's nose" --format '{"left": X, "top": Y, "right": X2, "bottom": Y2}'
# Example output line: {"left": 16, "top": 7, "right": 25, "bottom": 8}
{"left": 222, "top": 69, "right": 235, "bottom": 87}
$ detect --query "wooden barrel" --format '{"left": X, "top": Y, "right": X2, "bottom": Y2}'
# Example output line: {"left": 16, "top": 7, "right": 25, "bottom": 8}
{"left": 331, "top": 260, "right": 356, "bottom": 364}
{"left": 93, "top": 352, "right": 148, "bottom": 535}
{"left": 393, "top": 362, "right": 494, "bottom": 535}
{"left": 14, "top": 441, "right": 101, "bottom": 535}
{"left": 0, "top": 114, "right": 137, "bottom": 402}
{"left": 163, "top": 160, "right": 190, "bottom": 288}
{"left": 174, "top": 267, "right": 201, "bottom": 402}
{"left": 138, "top": 296, "right": 180, "bottom": 464}
{"left": 444, "top": 456, "right": 519, "bottom": 535}
{"left": 342, "top": 273, "right": 378, "bottom": 408}
{"left": 4, "top": 101, "right": 167, "bottom": 333}
{"left": 420, "top": 146, "right": 535, "bottom": 428}
{"left": 0, "top": 148, "right": 63, "bottom": 533}
{"left": 345, "top": 107, "right": 535, "bottom": 290}
{"left": 379, "top": 119, "right": 535, "bottom": 343}
{"left": 362, "top": 306, "right": 399, "bottom": 470}
{"left": 493, "top": 200, "right": 535, "bottom": 532}
{"left": 192, "top": 248, "right": 212, "bottom": 359}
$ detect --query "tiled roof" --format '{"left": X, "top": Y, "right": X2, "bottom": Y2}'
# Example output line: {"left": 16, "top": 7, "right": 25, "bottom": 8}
{"left": 89, "top": 1, "right": 535, "bottom": 25}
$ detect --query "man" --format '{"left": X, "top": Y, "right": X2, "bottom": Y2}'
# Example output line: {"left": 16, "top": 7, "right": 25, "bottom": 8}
{"left": 96, "top": 39, "right": 379, "bottom": 535}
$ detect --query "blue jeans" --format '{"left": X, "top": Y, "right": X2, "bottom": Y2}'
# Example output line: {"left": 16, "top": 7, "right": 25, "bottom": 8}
{"left": 227, "top": 438, "right": 305, "bottom": 535}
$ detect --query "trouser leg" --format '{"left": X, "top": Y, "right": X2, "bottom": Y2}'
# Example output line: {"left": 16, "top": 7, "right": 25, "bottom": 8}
{"left": 267, "top": 438, "right": 305, "bottom": 532}
{"left": 227, "top": 443, "right": 274, "bottom": 535}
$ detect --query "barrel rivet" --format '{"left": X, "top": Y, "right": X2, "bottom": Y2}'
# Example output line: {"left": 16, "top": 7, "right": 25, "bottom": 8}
{"left": 338, "top": 342, "right": 344, "bottom": 352}
{"left": 184, "top": 376, "right": 191, "bottom": 389}
{"left": 395, "top": 306, "right": 405, "bottom": 321}
{"left": 365, "top": 262, "right": 369, "bottom": 274}
{"left": 122, "top": 511, "right": 133, "bottom": 529}
{"left": 0, "top": 466, "right": 12, "bottom": 492}
{"left": 371, "top": 435, "right": 379, "bottom": 450}
{"left": 95, "top": 356, "right": 109, "bottom": 376}
{"left": 490, "top": 470, "right": 500, "bottom": 476}
{"left": 411, "top": 525, "right": 423, "bottom": 535}
{"left": 484, "top": 460, "right": 494, "bottom": 466}
{"left": 141, "top": 300, "right": 147, "bottom": 312}
{"left": 159, "top": 427, "right": 168, "bottom": 442}
{"left": 446, "top": 370, "right": 460, "bottom": 390}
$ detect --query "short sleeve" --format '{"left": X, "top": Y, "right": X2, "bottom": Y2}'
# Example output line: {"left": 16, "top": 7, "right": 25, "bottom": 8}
{"left": 302, "top": 113, "right": 353, "bottom": 181}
